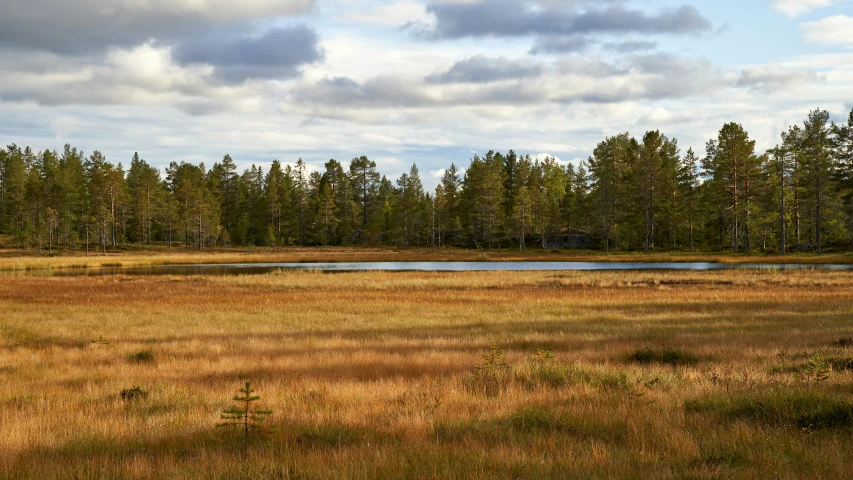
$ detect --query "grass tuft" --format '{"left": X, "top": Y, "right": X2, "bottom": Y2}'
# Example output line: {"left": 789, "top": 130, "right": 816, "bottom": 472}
{"left": 119, "top": 386, "right": 148, "bottom": 401}
{"left": 630, "top": 348, "right": 700, "bottom": 366}
{"left": 127, "top": 350, "right": 156, "bottom": 364}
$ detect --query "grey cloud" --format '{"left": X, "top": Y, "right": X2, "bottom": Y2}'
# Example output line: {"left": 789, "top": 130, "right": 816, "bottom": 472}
{"left": 174, "top": 26, "right": 324, "bottom": 83}
{"left": 295, "top": 76, "right": 433, "bottom": 109}
{"left": 419, "top": 1, "right": 712, "bottom": 40}
{"left": 736, "top": 64, "right": 819, "bottom": 92}
{"left": 425, "top": 56, "right": 544, "bottom": 84}
{"left": 0, "top": 0, "right": 313, "bottom": 54}
{"left": 555, "top": 56, "right": 628, "bottom": 77}
{"left": 603, "top": 41, "right": 658, "bottom": 53}
{"left": 294, "top": 53, "right": 727, "bottom": 112}
{"left": 530, "top": 37, "right": 593, "bottom": 54}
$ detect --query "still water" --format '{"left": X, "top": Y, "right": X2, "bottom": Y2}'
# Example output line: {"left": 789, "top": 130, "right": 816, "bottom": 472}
{"left": 12, "top": 261, "right": 853, "bottom": 276}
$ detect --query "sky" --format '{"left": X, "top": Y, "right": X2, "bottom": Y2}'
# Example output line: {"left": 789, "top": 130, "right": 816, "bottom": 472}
{"left": 1, "top": 0, "right": 852, "bottom": 188}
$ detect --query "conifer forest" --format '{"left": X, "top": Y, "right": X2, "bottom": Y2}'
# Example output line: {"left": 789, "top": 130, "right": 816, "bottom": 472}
{"left": 3, "top": 107, "right": 852, "bottom": 254}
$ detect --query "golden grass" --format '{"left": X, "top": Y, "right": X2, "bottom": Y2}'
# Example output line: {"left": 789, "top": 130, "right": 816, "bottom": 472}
{"left": 1, "top": 268, "right": 853, "bottom": 478}
{"left": 0, "top": 245, "right": 849, "bottom": 271}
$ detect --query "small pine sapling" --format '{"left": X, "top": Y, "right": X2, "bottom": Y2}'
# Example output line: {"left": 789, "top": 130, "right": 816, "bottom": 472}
{"left": 217, "top": 382, "right": 275, "bottom": 440}
{"left": 805, "top": 354, "right": 831, "bottom": 382}
{"left": 471, "top": 344, "right": 511, "bottom": 397}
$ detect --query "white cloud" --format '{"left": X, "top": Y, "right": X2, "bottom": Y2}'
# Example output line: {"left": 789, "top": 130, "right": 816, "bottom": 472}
{"left": 801, "top": 15, "right": 853, "bottom": 44}
{"left": 770, "top": 0, "right": 835, "bottom": 17}
{"left": 737, "top": 63, "right": 820, "bottom": 91}
{"left": 0, "top": 44, "right": 264, "bottom": 114}
{"left": 345, "top": 1, "right": 430, "bottom": 26}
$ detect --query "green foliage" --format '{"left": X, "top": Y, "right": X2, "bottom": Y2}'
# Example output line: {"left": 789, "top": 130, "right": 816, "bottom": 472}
{"left": 217, "top": 382, "right": 274, "bottom": 440}
{"left": 804, "top": 354, "right": 831, "bottom": 382}
{"left": 466, "top": 344, "right": 511, "bottom": 397}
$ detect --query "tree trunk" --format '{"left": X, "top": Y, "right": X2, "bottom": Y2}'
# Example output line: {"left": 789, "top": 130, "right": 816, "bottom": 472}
{"left": 780, "top": 155, "right": 786, "bottom": 255}
{"left": 816, "top": 156, "right": 822, "bottom": 255}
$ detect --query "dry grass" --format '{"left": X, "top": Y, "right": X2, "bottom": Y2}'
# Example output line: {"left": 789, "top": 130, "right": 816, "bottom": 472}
{"left": 0, "top": 245, "right": 850, "bottom": 272}
{"left": 1, "top": 268, "right": 853, "bottom": 478}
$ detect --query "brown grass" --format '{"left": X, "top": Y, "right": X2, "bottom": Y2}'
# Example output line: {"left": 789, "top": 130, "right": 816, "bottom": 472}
{"left": 1, "top": 268, "right": 853, "bottom": 478}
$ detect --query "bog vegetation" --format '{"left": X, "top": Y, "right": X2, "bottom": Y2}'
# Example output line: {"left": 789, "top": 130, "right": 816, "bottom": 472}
{"left": 1, "top": 107, "right": 852, "bottom": 254}
{"left": 1, "top": 268, "right": 853, "bottom": 478}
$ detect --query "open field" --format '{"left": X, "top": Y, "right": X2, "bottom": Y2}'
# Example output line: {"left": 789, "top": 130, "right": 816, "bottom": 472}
{"left": 2, "top": 268, "right": 853, "bottom": 478}
{"left": 0, "top": 245, "right": 850, "bottom": 271}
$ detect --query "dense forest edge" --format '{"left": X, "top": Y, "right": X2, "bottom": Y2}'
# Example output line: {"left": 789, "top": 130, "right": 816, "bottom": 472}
{"left": 1, "top": 107, "right": 852, "bottom": 257}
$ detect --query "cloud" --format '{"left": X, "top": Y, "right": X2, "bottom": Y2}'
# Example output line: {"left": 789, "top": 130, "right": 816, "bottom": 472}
{"left": 345, "top": 1, "right": 430, "bottom": 26}
{"left": 417, "top": 1, "right": 712, "bottom": 40}
{"left": 294, "top": 75, "right": 435, "bottom": 109}
{"left": 602, "top": 41, "right": 658, "bottom": 53}
{"left": 801, "top": 15, "right": 853, "bottom": 45}
{"left": 530, "top": 37, "right": 593, "bottom": 54}
{"left": 770, "top": 0, "right": 835, "bottom": 18}
{"left": 530, "top": 39, "right": 658, "bottom": 55}
{"left": 0, "top": 0, "right": 313, "bottom": 54}
{"left": 425, "top": 55, "right": 544, "bottom": 84}
{"left": 293, "top": 53, "right": 728, "bottom": 112}
{"left": 0, "top": 44, "right": 264, "bottom": 114}
{"left": 174, "top": 26, "right": 323, "bottom": 83}
{"left": 737, "top": 63, "right": 820, "bottom": 91}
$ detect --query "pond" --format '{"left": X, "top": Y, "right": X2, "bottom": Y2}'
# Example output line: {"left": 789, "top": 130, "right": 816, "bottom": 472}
{"left": 10, "top": 261, "right": 853, "bottom": 276}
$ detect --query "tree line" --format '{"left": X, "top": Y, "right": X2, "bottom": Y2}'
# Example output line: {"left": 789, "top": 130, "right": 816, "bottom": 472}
{"left": 1, "top": 107, "right": 852, "bottom": 254}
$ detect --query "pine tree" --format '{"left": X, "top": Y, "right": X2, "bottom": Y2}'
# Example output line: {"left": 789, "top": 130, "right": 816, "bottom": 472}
{"left": 832, "top": 107, "right": 853, "bottom": 253}
{"left": 349, "top": 156, "right": 380, "bottom": 235}
{"left": 702, "top": 123, "right": 758, "bottom": 252}
{"left": 217, "top": 382, "right": 274, "bottom": 440}
{"left": 677, "top": 148, "right": 700, "bottom": 251}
